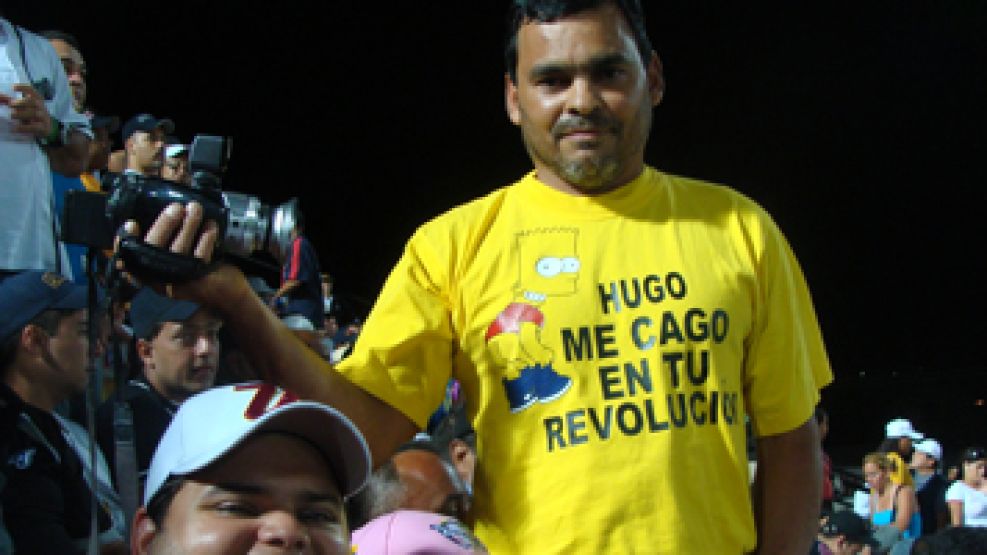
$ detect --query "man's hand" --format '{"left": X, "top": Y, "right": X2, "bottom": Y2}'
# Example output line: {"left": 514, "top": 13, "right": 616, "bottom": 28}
{"left": 0, "top": 84, "right": 53, "bottom": 138}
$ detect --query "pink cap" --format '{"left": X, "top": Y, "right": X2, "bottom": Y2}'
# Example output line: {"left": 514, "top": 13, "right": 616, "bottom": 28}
{"left": 352, "top": 510, "right": 486, "bottom": 554}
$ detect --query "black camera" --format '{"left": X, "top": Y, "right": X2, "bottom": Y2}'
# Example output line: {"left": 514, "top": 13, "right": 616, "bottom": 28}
{"left": 62, "top": 135, "right": 299, "bottom": 282}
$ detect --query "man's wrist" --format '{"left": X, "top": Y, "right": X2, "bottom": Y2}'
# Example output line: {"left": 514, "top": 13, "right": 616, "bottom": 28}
{"left": 38, "top": 117, "right": 63, "bottom": 147}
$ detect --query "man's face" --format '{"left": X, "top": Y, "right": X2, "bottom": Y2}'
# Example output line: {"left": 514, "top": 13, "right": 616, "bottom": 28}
{"left": 137, "top": 433, "right": 349, "bottom": 554}
{"left": 392, "top": 449, "right": 471, "bottom": 521}
{"left": 910, "top": 450, "right": 935, "bottom": 471}
{"left": 43, "top": 309, "right": 95, "bottom": 397}
{"left": 162, "top": 154, "right": 189, "bottom": 184}
{"left": 88, "top": 126, "right": 112, "bottom": 171}
{"left": 140, "top": 310, "right": 221, "bottom": 403}
{"left": 49, "top": 39, "right": 87, "bottom": 112}
{"left": 505, "top": 3, "right": 663, "bottom": 195}
{"left": 127, "top": 128, "right": 166, "bottom": 176}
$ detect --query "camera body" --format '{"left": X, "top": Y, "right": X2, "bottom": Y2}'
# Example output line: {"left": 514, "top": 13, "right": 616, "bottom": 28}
{"left": 62, "top": 134, "right": 298, "bottom": 281}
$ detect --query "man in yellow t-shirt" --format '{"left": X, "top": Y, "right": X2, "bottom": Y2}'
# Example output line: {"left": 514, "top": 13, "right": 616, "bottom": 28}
{"left": 128, "top": 1, "right": 832, "bottom": 553}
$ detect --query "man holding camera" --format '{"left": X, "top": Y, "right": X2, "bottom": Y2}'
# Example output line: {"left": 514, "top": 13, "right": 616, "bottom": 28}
{"left": 0, "top": 17, "right": 92, "bottom": 278}
{"left": 122, "top": 1, "right": 830, "bottom": 552}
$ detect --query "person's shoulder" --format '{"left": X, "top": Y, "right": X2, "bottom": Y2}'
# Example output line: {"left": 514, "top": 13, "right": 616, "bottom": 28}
{"left": 657, "top": 169, "right": 767, "bottom": 215}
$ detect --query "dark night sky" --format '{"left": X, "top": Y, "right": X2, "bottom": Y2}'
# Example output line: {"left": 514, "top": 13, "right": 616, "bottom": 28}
{"left": 10, "top": 2, "right": 987, "bottom": 456}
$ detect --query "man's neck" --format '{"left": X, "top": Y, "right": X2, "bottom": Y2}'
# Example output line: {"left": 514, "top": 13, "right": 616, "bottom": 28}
{"left": 532, "top": 161, "right": 644, "bottom": 197}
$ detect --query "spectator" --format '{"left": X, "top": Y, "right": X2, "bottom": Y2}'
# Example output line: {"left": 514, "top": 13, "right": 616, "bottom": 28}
{"left": 881, "top": 418, "right": 924, "bottom": 487}
{"left": 429, "top": 399, "right": 477, "bottom": 492}
{"left": 351, "top": 439, "right": 470, "bottom": 530}
{"left": 908, "top": 526, "right": 987, "bottom": 555}
{"left": 944, "top": 446, "right": 987, "bottom": 528}
{"left": 0, "top": 18, "right": 92, "bottom": 277}
{"left": 161, "top": 141, "right": 189, "bottom": 184}
{"left": 352, "top": 510, "right": 487, "bottom": 554}
{"left": 810, "top": 510, "right": 879, "bottom": 555}
{"left": 125, "top": 0, "right": 832, "bottom": 551}
{"left": 121, "top": 113, "right": 172, "bottom": 177}
{"left": 0, "top": 271, "right": 126, "bottom": 553}
{"left": 38, "top": 30, "right": 85, "bottom": 113}
{"left": 96, "top": 287, "right": 221, "bottom": 488}
{"left": 864, "top": 452, "right": 922, "bottom": 542}
{"left": 271, "top": 210, "right": 324, "bottom": 330}
{"left": 910, "top": 439, "right": 949, "bottom": 534}
{"left": 130, "top": 382, "right": 370, "bottom": 554}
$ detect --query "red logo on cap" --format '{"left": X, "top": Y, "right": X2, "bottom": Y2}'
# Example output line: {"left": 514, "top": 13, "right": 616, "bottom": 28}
{"left": 234, "top": 383, "right": 300, "bottom": 420}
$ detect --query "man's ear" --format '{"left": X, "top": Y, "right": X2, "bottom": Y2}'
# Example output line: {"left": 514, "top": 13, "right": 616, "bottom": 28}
{"left": 20, "top": 325, "right": 49, "bottom": 357}
{"left": 505, "top": 73, "right": 521, "bottom": 125}
{"left": 646, "top": 51, "right": 665, "bottom": 106}
{"left": 136, "top": 338, "right": 154, "bottom": 368}
{"left": 131, "top": 507, "right": 159, "bottom": 554}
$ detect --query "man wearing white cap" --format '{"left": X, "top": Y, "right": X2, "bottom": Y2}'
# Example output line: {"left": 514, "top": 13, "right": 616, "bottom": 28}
{"left": 911, "top": 438, "right": 948, "bottom": 535}
{"left": 130, "top": 382, "right": 370, "bottom": 555}
{"left": 161, "top": 142, "right": 189, "bottom": 185}
{"left": 881, "top": 418, "right": 924, "bottom": 486}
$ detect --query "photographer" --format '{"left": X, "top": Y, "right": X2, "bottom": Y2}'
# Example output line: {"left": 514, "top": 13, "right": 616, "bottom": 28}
{"left": 0, "top": 17, "right": 92, "bottom": 278}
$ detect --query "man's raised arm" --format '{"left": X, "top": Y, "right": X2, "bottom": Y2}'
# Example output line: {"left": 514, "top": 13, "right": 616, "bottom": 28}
{"left": 126, "top": 201, "right": 417, "bottom": 467}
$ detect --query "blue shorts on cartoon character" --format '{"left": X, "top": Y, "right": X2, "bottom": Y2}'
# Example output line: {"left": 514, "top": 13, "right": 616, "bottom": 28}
{"left": 486, "top": 229, "right": 580, "bottom": 412}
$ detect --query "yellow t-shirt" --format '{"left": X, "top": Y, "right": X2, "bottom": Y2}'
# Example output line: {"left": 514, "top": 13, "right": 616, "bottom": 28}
{"left": 337, "top": 167, "right": 832, "bottom": 553}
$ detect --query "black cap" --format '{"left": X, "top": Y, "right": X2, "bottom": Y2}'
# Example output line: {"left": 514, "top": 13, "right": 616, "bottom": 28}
{"left": 0, "top": 272, "right": 94, "bottom": 342}
{"left": 962, "top": 446, "right": 986, "bottom": 462}
{"left": 129, "top": 288, "right": 201, "bottom": 339}
{"left": 820, "top": 511, "right": 879, "bottom": 548}
{"left": 121, "top": 113, "right": 175, "bottom": 143}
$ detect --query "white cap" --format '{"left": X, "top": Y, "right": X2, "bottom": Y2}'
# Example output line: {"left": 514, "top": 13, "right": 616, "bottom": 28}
{"left": 885, "top": 418, "right": 923, "bottom": 440}
{"left": 143, "top": 382, "right": 370, "bottom": 506}
{"left": 915, "top": 439, "right": 943, "bottom": 461}
{"left": 164, "top": 144, "right": 188, "bottom": 159}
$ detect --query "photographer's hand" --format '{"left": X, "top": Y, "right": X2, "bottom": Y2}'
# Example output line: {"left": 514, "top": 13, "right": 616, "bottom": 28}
{"left": 0, "top": 84, "right": 51, "bottom": 138}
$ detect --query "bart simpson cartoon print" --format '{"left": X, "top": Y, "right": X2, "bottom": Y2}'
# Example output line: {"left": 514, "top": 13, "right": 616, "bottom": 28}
{"left": 486, "top": 228, "right": 579, "bottom": 412}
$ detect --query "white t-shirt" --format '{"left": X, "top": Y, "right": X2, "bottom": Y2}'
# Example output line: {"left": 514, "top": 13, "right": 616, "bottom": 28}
{"left": 0, "top": 19, "right": 90, "bottom": 275}
{"left": 945, "top": 480, "right": 987, "bottom": 527}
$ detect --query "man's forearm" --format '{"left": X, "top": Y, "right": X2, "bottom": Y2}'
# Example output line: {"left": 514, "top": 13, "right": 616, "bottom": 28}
{"left": 751, "top": 416, "right": 821, "bottom": 555}
{"left": 46, "top": 130, "right": 90, "bottom": 176}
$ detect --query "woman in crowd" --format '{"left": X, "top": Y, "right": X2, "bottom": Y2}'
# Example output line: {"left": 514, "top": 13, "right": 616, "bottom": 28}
{"left": 945, "top": 446, "right": 987, "bottom": 527}
{"left": 863, "top": 452, "right": 922, "bottom": 540}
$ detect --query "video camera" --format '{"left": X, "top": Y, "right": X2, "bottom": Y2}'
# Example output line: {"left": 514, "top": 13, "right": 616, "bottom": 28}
{"left": 61, "top": 134, "right": 299, "bottom": 283}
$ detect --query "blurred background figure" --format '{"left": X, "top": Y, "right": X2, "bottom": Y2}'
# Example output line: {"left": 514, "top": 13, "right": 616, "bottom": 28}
{"left": 910, "top": 438, "right": 949, "bottom": 535}
{"left": 160, "top": 140, "right": 188, "bottom": 184}
{"left": 862, "top": 451, "right": 921, "bottom": 548}
{"left": 945, "top": 446, "right": 987, "bottom": 528}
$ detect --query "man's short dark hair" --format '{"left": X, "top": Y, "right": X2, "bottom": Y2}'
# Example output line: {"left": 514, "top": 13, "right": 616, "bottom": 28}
{"left": 504, "top": 0, "right": 653, "bottom": 83}
{"left": 38, "top": 30, "right": 82, "bottom": 52}
{"left": 0, "top": 309, "right": 75, "bottom": 374}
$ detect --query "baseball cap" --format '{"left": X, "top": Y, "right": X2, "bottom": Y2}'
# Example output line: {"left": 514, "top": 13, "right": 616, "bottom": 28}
{"left": 961, "top": 446, "right": 986, "bottom": 462}
{"left": 0, "top": 271, "right": 91, "bottom": 342}
{"left": 885, "top": 418, "right": 923, "bottom": 440}
{"left": 352, "top": 510, "right": 487, "bottom": 554}
{"left": 914, "top": 439, "right": 943, "bottom": 461}
{"left": 164, "top": 144, "right": 188, "bottom": 159}
{"left": 128, "top": 287, "right": 201, "bottom": 339}
{"left": 143, "top": 382, "right": 371, "bottom": 506}
{"left": 121, "top": 113, "right": 175, "bottom": 143}
{"left": 820, "top": 510, "right": 880, "bottom": 548}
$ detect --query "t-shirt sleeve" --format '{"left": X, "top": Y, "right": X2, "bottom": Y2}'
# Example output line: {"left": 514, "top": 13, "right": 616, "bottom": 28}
{"left": 944, "top": 481, "right": 965, "bottom": 503}
{"left": 335, "top": 227, "right": 454, "bottom": 428}
{"left": 742, "top": 207, "right": 833, "bottom": 437}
